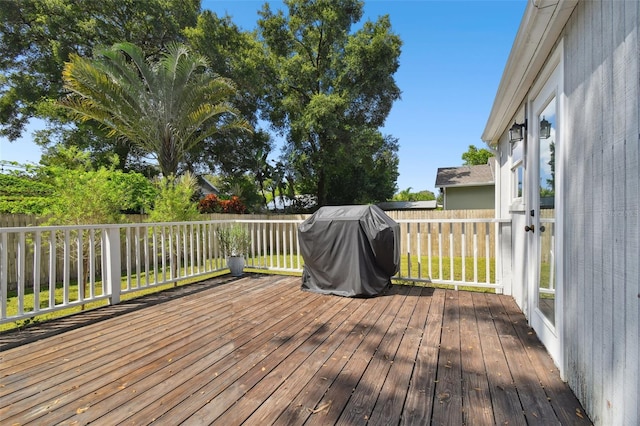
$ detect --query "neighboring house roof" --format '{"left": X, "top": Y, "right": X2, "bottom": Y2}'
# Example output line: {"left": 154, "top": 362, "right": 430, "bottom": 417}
{"left": 377, "top": 200, "right": 437, "bottom": 211}
{"left": 435, "top": 161, "right": 495, "bottom": 188}
{"left": 197, "top": 175, "right": 220, "bottom": 196}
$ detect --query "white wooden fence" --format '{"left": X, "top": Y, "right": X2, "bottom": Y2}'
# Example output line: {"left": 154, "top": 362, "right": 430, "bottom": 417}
{"left": 0, "top": 216, "right": 509, "bottom": 325}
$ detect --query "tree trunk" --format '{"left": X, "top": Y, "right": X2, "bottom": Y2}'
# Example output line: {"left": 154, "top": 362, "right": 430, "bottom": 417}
{"left": 317, "top": 167, "right": 327, "bottom": 207}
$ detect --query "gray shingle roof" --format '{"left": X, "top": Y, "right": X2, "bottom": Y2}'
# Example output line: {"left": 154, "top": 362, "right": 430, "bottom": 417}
{"left": 435, "top": 160, "right": 495, "bottom": 188}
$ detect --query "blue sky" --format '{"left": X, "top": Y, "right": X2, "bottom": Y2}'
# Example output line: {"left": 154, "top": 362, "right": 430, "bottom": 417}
{"left": 0, "top": 0, "right": 526, "bottom": 195}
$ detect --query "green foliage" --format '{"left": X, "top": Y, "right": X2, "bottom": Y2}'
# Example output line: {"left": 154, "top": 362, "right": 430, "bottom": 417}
{"left": 43, "top": 170, "right": 122, "bottom": 226}
{"left": 0, "top": 172, "right": 50, "bottom": 197}
{"left": 110, "top": 171, "right": 157, "bottom": 214}
{"left": 183, "top": 11, "right": 273, "bottom": 176}
{"left": 42, "top": 167, "right": 126, "bottom": 225}
{"left": 461, "top": 145, "right": 493, "bottom": 166}
{"left": 0, "top": 170, "right": 53, "bottom": 214}
{"left": 217, "top": 224, "right": 250, "bottom": 256}
{"left": 258, "top": 0, "right": 402, "bottom": 206}
{"left": 60, "top": 42, "right": 252, "bottom": 177}
{"left": 0, "top": 196, "right": 50, "bottom": 215}
{"left": 323, "top": 130, "right": 400, "bottom": 205}
{"left": 0, "top": 0, "right": 199, "bottom": 143}
{"left": 185, "top": 11, "right": 263, "bottom": 117}
{"left": 38, "top": 144, "right": 95, "bottom": 170}
{"left": 147, "top": 173, "right": 200, "bottom": 223}
{"left": 545, "top": 141, "right": 555, "bottom": 191}
{"left": 207, "top": 173, "right": 263, "bottom": 213}
{"left": 393, "top": 188, "right": 436, "bottom": 202}
{"left": 0, "top": 150, "right": 154, "bottom": 216}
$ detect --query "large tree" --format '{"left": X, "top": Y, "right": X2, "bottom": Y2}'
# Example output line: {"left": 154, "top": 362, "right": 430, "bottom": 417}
{"left": 184, "top": 12, "right": 273, "bottom": 178}
{"left": 258, "top": 0, "right": 401, "bottom": 206}
{"left": 60, "top": 42, "right": 251, "bottom": 177}
{"left": 0, "top": 0, "right": 200, "bottom": 158}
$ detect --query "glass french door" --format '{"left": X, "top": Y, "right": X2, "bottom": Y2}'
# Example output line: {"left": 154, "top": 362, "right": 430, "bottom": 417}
{"left": 527, "top": 63, "right": 562, "bottom": 364}
{"left": 535, "top": 100, "right": 556, "bottom": 324}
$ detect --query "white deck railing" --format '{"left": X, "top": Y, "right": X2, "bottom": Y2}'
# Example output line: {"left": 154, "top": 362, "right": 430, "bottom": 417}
{"left": 0, "top": 217, "right": 509, "bottom": 325}
{"left": 395, "top": 218, "right": 509, "bottom": 290}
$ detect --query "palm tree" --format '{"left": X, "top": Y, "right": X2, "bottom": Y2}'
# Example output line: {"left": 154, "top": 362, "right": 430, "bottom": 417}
{"left": 60, "top": 42, "right": 251, "bottom": 176}
{"left": 394, "top": 187, "right": 413, "bottom": 202}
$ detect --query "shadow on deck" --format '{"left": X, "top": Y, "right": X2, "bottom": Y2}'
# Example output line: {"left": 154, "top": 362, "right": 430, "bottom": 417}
{"left": 0, "top": 274, "right": 591, "bottom": 425}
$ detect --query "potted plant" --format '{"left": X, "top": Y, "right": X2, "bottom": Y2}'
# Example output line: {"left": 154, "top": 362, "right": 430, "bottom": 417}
{"left": 217, "top": 224, "right": 251, "bottom": 276}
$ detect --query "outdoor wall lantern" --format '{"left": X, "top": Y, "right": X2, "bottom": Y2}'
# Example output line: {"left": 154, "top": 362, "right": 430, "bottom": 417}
{"left": 539, "top": 116, "right": 551, "bottom": 139}
{"left": 509, "top": 122, "right": 525, "bottom": 143}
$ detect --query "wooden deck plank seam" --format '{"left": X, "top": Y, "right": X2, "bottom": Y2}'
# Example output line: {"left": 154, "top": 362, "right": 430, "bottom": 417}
{"left": 304, "top": 286, "right": 410, "bottom": 425}
{"left": 67, "top": 278, "right": 321, "bottom": 424}
{"left": 271, "top": 289, "right": 398, "bottom": 425}
{"left": 243, "top": 289, "right": 386, "bottom": 425}
{"left": 44, "top": 279, "right": 311, "bottom": 425}
{"left": 0, "top": 275, "right": 592, "bottom": 425}
{"left": 0, "top": 276, "right": 305, "bottom": 423}
{"left": 335, "top": 287, "right": 421, "bottom": 425}
{"left": 0, "top": 274, "right": 245, "bottom": 352}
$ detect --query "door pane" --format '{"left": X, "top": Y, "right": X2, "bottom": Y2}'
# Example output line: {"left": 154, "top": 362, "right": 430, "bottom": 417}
{"left": 537, "top": 99, "right": 556, "bottom": 324}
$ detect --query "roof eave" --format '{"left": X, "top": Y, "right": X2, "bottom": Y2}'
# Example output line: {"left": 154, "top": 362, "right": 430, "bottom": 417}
{"left": 439, "top": 182, "right": 495, "bottom": 189}
{"left": 481, "top": 0, "right": 579, "bottom": 146}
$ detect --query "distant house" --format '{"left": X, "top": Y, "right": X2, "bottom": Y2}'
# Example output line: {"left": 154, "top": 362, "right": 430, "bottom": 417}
{"left": 197, "top": 175, "right": 220, "bottom": 197}
{"left": 482, "top": 1, "right": 639, "bottom": 424}
{"left": 435, "top": 159, "right": 495, "bottom": 210}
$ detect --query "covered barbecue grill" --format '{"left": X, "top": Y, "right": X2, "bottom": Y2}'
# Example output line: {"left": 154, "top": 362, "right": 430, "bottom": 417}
{"left": 298, "top": 205, "right": 400, "bottom": 297}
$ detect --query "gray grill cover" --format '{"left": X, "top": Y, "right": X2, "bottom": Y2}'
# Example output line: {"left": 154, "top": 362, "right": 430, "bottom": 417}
{"left": 298, "top": 205, "right": 400, "bottom": 297}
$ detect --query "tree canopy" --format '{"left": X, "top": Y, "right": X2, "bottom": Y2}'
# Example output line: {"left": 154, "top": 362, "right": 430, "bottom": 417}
{"left": 258, "top": 0, "right": 402, "bottom": 206}
{"left": 1, "top": 0, "right": 406, "bottom": 212}
{"left": 393, "top": 187, "right": 436, "bottom": 202}
{"left": 0, "top": 0, "right": 199, "bottom": 142}
{"left": 461, "top": 145, "right": 493, "bottom": 166}
{"left": 183, "top": 11, "right": 273, "bottom": 178}
{"left": 60, "top": 42, "right": 251, "bottom": 177}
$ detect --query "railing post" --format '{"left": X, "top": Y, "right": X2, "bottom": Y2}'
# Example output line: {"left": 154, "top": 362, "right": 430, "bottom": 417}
{"left": 0, "top": 233, "right": 7, "bottom": 320}
{"left": 104, "top": 227, "right": 121, "bottom": 305}
{"left": 495, "top": 220, "right": 507, "bottom": 295}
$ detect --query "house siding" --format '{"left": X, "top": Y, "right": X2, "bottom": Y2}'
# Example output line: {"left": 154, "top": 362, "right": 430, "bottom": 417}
{"left": 493, "top": 136, "right": 520, "bottom": 302}
{"left": 494, "top": 136, "right": 527, "bottom": 309}
{"left": 444, "top": 185, "right": 494, "bottom": 210}
{"left": 562, "top": 1, "right": 639, "bottom": 425}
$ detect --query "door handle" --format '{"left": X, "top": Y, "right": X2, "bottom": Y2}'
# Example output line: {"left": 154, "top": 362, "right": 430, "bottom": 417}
{"left": 525, "top": 225, "right": 535, "bottom": 233}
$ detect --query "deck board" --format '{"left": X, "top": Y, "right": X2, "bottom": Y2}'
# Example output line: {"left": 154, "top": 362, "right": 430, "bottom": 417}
{"left": 474, "top": 292, "right": 529, "bottom": 426}
{"left": 432, "top": 289, "right": 464, "bottom": 425}
{"left": 273, "top": 292, "right": 386, "bottom": 425}
{"left": 400, "top": 286, "right": 443, "bottom": 425}
{"left": 0, "top": 274, "right": 592, "bottom": 425}
{"left": 368, "top": 286, "right": 428, "bottom": 426}
{"left": 458, "top": 290, "right": 493, "bottom": 425}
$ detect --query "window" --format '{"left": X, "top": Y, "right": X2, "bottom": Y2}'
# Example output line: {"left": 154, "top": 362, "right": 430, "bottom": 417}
{"left": 510, "top": 138, "right": 525, "bottom": 207}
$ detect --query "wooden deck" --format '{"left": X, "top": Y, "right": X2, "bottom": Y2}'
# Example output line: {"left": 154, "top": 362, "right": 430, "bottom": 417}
{"left": 0, "top": 274, "right": 591, "bottom": 425}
